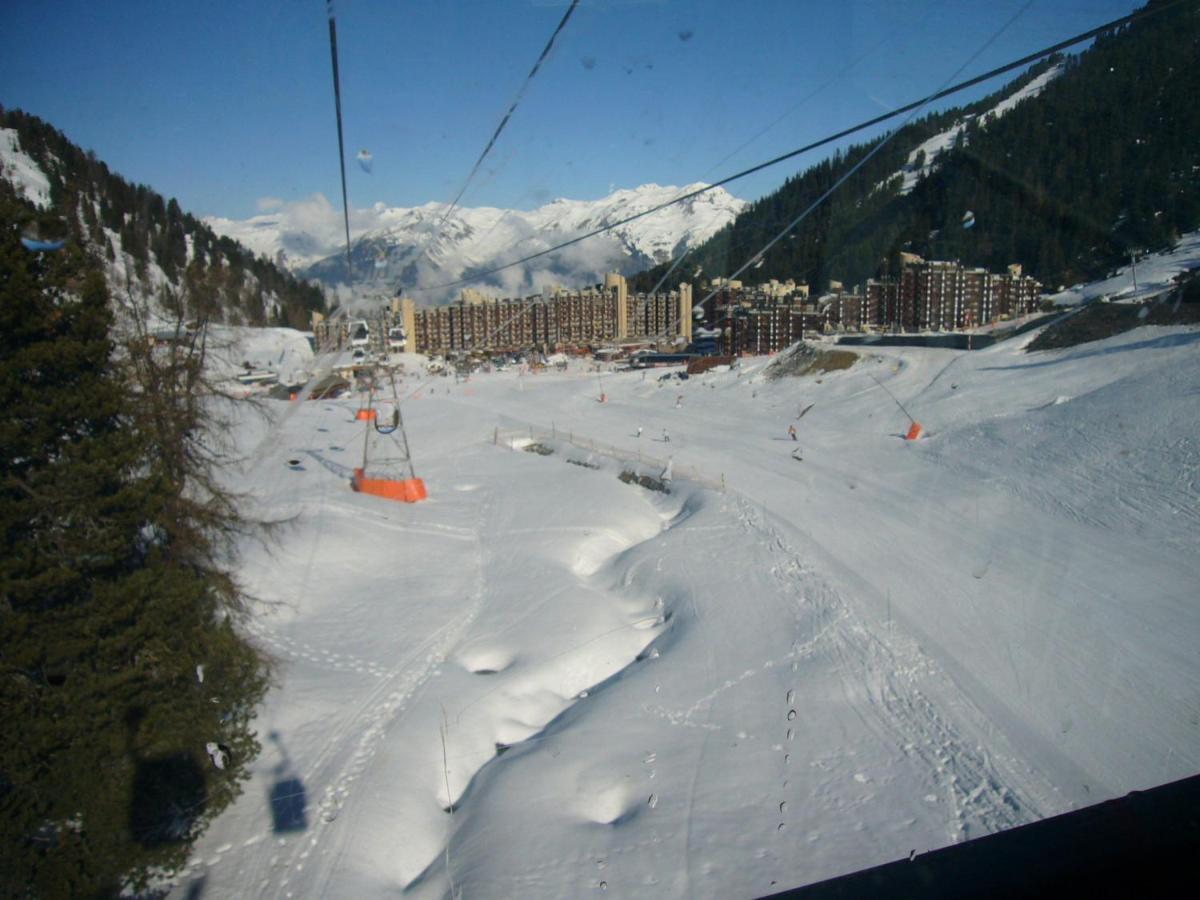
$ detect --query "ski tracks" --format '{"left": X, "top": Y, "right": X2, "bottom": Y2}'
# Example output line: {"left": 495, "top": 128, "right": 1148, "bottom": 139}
{"left": 732, "top": 492, "right": 1036, "bottom": 847}
{"left": 228, "top": 487, "right": 497, "bottom": 900}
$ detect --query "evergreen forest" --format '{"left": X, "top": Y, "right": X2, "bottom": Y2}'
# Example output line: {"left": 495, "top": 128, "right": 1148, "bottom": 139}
{"left": 630, "top": 0, "right": 1200, "bottom": 296}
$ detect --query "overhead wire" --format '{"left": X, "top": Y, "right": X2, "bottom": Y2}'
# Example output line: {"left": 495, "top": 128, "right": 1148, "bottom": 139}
{"left": 326, "top": 0, "right": 355, "bottom": 294}
{"left": 632, "top": 0, "right": 949, "bottom": 305}
{"left": 407, "top": 0, "right": 1181, "bottom": 297}
{"left": 442, "top": 0, "right": 946, "bottom": 312}
{"left": 397, "top": 0, "right": 1132, "bottom": 362}
{"left": 429, "top": 0, "right": 582, "bottom": 239}
{"left": 639, "top": 0, "right": 1039, "bottom": 349}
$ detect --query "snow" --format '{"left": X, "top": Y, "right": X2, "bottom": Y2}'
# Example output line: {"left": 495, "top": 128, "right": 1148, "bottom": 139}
{"left": 168, "top": 285, "right": 1199, "bottom": 897}
{"left": 885, "top": 64, "right": 1064, "bottom": 195}
{"left": 0, "top": 127, "right": 52, "bottom": 208}
{"left": 1048, "top": 229, "right": 1200, "bottom": 305}
{"left": 204, "top": 183, "right": 746, "bottom": 303}
{"left": 206, "top": 326, "right": 315, "bottom": 388}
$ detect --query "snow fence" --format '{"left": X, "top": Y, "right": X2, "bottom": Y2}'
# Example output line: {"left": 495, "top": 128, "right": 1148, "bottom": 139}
{"left": 492, "top": 424, "right": 725, "bottom": 493}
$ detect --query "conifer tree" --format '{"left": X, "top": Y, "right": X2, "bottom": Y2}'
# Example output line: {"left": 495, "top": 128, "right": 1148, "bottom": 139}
{"left": 0, "top": 193, "right": 268, "bottom": 897}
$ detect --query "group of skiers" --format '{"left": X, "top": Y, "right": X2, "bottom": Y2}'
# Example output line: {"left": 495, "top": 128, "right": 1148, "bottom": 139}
{"left": 626, "top": 388, "right": 809, "bottom": 460}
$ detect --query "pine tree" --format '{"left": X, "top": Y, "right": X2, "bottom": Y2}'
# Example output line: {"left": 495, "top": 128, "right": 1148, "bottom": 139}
{"left": 0, "top": 194, "right": 268, "bottom": 897}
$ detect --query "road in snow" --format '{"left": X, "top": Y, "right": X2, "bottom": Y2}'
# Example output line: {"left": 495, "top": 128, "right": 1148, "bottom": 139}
{"left": 171, "top": 315, "right": 1200, "bottom": 898}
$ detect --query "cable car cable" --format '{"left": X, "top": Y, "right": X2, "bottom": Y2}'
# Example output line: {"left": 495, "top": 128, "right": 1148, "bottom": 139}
{"left": 430, "top": 0, "right": 581, "bottom": 239}
{"left": 407, "top": 0, "right": 1182, "bottom": 296}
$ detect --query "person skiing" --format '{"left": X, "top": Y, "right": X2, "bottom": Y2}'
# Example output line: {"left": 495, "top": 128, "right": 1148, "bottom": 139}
{"left": 636, "top": 426, "right": 643, "bottom": 438}
{"left": 662, "top": 428, "right": 671, "bottom": 443}
{"left": 675, "top": 395, "right": 683, "bottom": 409}
{"left": 788, "top": 424, "right": 797, "bottom": 441}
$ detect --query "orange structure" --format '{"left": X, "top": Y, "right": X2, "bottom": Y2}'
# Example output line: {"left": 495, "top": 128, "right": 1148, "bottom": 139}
{"left": 352, "top": 468, "right": 427, "bottom": 502}
{"left": 905, "top": 421, "right": 924, "bottom": 441}
{"left": 352, "top": 368, "right": 427, "bottom": 504}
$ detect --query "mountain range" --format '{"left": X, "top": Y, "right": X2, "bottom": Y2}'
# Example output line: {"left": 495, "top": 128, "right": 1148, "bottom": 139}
{"left": 5, "top": 0, "right": 1196, "bottom": 323}
{"left": 0, "top": 108, "right": 325, "bottom": 329}
{"left": 204, "top": 183, "right": 746, "bottom": 305}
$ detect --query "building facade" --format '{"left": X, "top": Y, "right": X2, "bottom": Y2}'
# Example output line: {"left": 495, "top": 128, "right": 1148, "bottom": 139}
{"left": 858, "top": 259, "right": 1040, "bottom": 332}
{"left": 400, "top": 274, "right": 693, "bottom": 355}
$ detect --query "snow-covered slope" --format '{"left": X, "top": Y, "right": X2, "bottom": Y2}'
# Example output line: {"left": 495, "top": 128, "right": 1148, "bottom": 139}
{"left": 205, "top": 184, "right": 746, "bottom": 303}
{"left": 886, "top": 63, "right": 1064, "bottom": 195}
{"left": 205, "top": 326, "right": 315, "bottom": 389}
{"left": 1048, "top": 229, "right": 1200, "bottom": 304}
{"left": 0, "top": 127, "right": 52, "bottom": 209}
{"left": 168, "top": 260, "right": 1198, "bottom": 897}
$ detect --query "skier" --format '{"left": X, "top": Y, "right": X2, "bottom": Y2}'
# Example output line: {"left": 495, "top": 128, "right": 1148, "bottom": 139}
{"left": 662, "top": 428, "right": 671, "bottom": 443}
{"left": 636, "top": 426, "right": 643, "bottom": 438}
{"left": 788, "top": 424, "right": 797, "bottom": 441}
{"left": 675, "top": 395, "right": 683, "bottom": 409}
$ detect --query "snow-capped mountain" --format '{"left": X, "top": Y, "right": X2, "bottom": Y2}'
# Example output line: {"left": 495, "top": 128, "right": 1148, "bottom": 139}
{"left": 204, "top": 184, "right": 746, "bottom": 304}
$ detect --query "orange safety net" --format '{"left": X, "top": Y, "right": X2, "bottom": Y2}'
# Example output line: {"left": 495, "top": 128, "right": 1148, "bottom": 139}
{"left": 352, "top": 468, "right": 427, "bottom": 503}
{"left": 905, "top": 421, "right": 924, "bottom": 441}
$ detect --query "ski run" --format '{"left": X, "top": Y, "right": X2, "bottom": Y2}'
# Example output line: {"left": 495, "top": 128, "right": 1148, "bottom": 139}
{"left": 172, "top": 274, "right": 1199, "bottom": 899}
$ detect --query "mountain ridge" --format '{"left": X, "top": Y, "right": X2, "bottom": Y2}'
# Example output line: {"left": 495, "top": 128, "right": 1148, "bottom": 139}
{"left": 205, "top": 182, "right": 746, "bottom": 305}
{"left": 0, "top": 108, "right": 327, "bottom": 329}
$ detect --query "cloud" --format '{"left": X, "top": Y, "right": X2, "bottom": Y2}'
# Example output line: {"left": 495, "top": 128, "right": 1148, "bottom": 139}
{"left": 256, "top": 196, "right": 284, "bottom": 213}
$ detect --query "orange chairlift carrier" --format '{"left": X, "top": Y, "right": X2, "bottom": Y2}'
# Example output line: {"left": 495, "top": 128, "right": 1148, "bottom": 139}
{"left": 354, "top": 381, "right": 377, "bottom": 421}
{"left": 352, "top": 369, "right": 427, "bottom": 503}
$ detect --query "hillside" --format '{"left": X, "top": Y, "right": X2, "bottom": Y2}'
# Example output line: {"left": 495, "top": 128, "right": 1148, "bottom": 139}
{"left": 632, "top": 0, "right": 1200, "bottom": 295}
{"left": 0, "top": 108, "right": 326, "bottom": 329}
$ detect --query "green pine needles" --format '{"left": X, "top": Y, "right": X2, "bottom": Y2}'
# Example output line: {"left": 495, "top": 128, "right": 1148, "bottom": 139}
{"left": 0, "top": 192, "right": 269, "bottom": 898}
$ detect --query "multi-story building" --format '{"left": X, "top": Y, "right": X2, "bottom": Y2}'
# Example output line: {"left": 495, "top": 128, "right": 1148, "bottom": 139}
{"left": 856, "top": 258, "right": 1041, "bottom": 332}
{"left": 398, "top": 274, "right": 693, "bottom": 355}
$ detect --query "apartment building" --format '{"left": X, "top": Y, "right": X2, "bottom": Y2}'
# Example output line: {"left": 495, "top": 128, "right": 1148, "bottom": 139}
{"left": 400, "top": 274, "right": 692, "bottom": 355}
{"left": 859, "top": 258, "right": 1041, "bottom": 332}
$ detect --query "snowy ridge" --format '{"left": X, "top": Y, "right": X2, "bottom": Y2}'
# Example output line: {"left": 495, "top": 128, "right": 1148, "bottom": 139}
{"left": 886, "top": 64, "right": 1064, "bottom": 195}
{"left": 205, "top": 183, "right": 746, "bottom": 303}
{"left": 0, "top": 127, "right": 52, "bottom": 208}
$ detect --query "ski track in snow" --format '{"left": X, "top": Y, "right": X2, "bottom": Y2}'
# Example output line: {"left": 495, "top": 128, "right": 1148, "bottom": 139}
{"left": 172, "top": 304, "right": 1200, "bottom": 898}
{"left": 726, "top": 492, "right": 1033, "bottom": 845}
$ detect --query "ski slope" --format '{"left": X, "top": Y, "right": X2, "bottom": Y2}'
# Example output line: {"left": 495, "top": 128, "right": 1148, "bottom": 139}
{"left": 171, "top": 316, "right": 1200, "bottom": 898}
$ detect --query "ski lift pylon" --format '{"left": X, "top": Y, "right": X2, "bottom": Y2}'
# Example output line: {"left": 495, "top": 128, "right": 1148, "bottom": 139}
{"left": 351, "top": 367, "right": 426, "bottom": 503}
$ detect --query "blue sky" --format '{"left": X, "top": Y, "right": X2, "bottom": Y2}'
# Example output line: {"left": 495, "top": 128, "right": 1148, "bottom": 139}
{"left": 1, "top": 1, "right": 1140, "bottom": 220}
